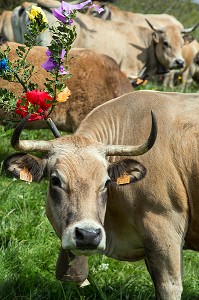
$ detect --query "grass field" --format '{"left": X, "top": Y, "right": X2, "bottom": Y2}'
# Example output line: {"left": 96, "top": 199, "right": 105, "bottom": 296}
{"left": 1, "top": 82, "right": 199, "bottom": 300}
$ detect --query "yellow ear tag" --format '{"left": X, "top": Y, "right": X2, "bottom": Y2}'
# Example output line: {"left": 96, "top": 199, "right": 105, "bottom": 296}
{"left": 142, "top": 79, "right": 148, "bottom": 86}
{"left": 136, "top": 78, "right": 144, "bottom": 85}
{"left": 19, "top": 168, "right": 33, "bottom": 182}
{"left": 116, "top": 173, "right": 131, "bottom": 185}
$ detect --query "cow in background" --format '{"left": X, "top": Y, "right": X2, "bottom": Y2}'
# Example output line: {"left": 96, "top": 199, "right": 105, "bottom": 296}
{"left": 2, "top": 1, "right": 198, "bottom": 81}
{"left": 0, "top": 11, "right": 14, "bottom": 41}
{"left": 163, "top": 39, "right": 199, "bottom": 90}
{"left": 73, "top": 12, "right": 198, "bottom": 80}
{"left": 86, "top": 1, "right": 184, "bottom": 29}
{"left": 86, "top": 2, "right": 199, "bottom": 85}
{"left": 0, "top": 42, "right": 132, "bottom": 131}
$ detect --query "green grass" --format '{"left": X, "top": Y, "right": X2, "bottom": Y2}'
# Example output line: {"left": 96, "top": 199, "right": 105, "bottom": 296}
{"left": 1, "top": 84, "right": 199, "bottom": 299}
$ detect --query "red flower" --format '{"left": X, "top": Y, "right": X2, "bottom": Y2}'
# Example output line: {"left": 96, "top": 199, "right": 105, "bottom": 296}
{"left": 16, "top": 90, "right": 53, "bottom": 121}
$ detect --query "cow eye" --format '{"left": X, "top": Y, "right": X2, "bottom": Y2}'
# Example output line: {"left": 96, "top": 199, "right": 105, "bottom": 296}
{"left": 163, "top": 40, "right": 169, "bottom": 47}
{"left": 105, "top": 179, "right": 111, "bottom": 187}
{"left": 51, "top": 175, "right": 61, "bottom": 188}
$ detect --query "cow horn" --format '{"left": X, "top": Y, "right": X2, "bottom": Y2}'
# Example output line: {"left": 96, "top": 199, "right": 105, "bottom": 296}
{"left": 105, "top": 111, "right": 157, "bottom": 156}
{"left": 181, "top": 22, "right": 199, "bottom": 34}
{"left": 11, "top": 114, "right": 52, "bottom": 152}
{"left": 145, "top": 19, "right": 164, "bottom": 33}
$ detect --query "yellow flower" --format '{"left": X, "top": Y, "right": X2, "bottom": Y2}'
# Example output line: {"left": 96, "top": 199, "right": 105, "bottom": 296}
{"left": 26, "top": 5, "right": 48, "bottom": 24}
{"left": 56, "top": 87, "right": 71, "bottom": 102}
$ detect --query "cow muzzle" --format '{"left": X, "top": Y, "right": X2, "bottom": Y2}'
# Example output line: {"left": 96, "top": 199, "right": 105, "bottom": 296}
{"left": 62, "top": 220, "right": 106, "bottom": 255}
{"left": 171, "top": 58, "right": 185, "bottom": 69}
{"left": 75, "top": 227, "right": 102, "bottom": 249}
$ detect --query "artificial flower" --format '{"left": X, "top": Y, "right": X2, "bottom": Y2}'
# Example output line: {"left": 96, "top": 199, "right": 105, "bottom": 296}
{"left": 52, "top": 0, "right": 104, "bottom": 24}
{"left": 56, "top": 86, "right": 71, "bottom": 102}
{"left": 90, "top": 4, "right": 105, "bottom": 14}
{"left": 16, "top": 90, "right": 53, "bottom": 121}
{"left": 26, "top": 5, "right": 48, "bottom": 24}
{"left": 42, "top": 57, "right": 58, "bottom": 72}
{"left": 59, "top": 65, "right": 69, "bottom": 75}
{"left": 41, "top": 49, "right": 67, "bottom": 74}
{"left": 0, "top": 58, "right": 9, "bottom": 70}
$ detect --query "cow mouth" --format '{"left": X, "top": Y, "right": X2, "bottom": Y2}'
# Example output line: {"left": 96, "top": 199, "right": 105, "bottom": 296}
{"left": 170, "top": 65, "right": 184, "bottom": 70}
{"left": 170, "top": 59, "right": 185, "bottom": 70}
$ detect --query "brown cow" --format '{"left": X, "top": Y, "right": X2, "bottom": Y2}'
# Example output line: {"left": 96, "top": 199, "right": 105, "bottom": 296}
{"left": 163, "top": 39, "right": 199, "bottom": 90}
{"left": 0, "top": 11, "right": 14, "bottom": 42}
{"left": 86, "top": 1, "right": 184, "bottom": 29}
{"left": 4, "top": 1, "right": 198, "bottom": 80}
{"left": 176, "top": 40, "right": 199, "bottom": 90}
{"left": 4, "top": 89, "right": 199, "bottom": 298}
{"left": 0, "top": 42, "right": 132, "bottom": 131}
{"left": 73, "top": 12, "right": 197, "bottom": 79}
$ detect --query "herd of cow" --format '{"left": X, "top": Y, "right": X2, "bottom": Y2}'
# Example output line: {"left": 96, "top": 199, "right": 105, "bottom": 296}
{"left": 1, "top": 0, "right": 199, "bottom": 88}
{"left": 1, "top": 1, "right": 199, "bottom": 299}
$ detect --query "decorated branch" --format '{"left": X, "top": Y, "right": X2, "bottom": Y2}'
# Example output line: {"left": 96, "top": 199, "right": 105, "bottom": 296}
{"left": 0, "top": 0, "right": 103, "bottom": 132}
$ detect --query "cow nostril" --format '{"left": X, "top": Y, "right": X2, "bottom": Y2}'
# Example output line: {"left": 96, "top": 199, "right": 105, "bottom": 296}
{"left": 75, "top": 227, "right": 102, "bottom": 249}
{"left": 175, "top": 59, "right": 185, "bottom": 68}
{"left": 75, "top": 227, "right": 85, "bottom": 241}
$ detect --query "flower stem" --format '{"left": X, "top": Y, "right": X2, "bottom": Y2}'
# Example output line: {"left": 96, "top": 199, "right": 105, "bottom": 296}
{"left": 15, "top": 72, "right": 29, "bottom": 92}
{"left": 47, "top": 68, "right": 59, "bottom": 117}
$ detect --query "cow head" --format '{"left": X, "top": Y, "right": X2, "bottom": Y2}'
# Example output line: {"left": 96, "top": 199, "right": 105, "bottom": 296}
{"left": 146, "top": 19, "right": 199, "bottom": 71}
{"left": 3, "top": 112, "right": 157, "bottom": 256}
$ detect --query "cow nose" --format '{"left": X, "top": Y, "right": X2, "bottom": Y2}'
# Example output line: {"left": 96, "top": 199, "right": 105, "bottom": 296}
{"left": 75, "top": 227, "right": 102, "bottom": 249}
{"left": 174, "top": 59, "right": 185, "bottom": 68}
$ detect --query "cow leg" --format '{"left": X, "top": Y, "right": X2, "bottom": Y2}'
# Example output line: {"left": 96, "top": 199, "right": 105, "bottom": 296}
{"left": 141, "top": 215, "right": 186, "bottom": 300}
{"left": 56, "top": 247, "right": 89, "bottom": 284}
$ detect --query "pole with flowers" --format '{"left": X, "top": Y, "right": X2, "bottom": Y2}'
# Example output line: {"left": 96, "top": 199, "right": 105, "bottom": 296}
{"left": 0, "top": 1, "right": 103, "bottom": 135}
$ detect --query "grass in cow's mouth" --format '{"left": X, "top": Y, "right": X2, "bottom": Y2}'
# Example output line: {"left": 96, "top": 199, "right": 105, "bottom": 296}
{"left": 0, "top": 125, "right": 199, "bottom": 299}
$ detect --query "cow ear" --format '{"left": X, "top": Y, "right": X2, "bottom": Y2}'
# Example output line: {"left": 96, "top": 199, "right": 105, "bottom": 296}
{"left": 108, "top": 159, "right": 147, "bottom": 185}
{"left": 2, "top": 152, "right": 47, "bottom": 182}
{"left": 152, "top": 31, "right": 160, "bottom": 43}
{"left": 183, "top": 34, "right": 194, "bottom": 45}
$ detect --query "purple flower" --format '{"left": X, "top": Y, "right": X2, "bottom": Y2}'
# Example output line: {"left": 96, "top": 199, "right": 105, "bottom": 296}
{"left": 53, "top": 7, "right": 70, "bottom": 24}
{"left": 59, "top": 65, "right": 69, "bottom": 75}
{"left": 53, "top": 0, "right": 93, "bottom": 23}
{"left": 90, "top": 4, "right": 104, "bottom": 14}
{"left": 41, "top": 49, "right": 67, "bottom": 74}
{"left": 60, "top": 49, "right": 66, "bottom": 59}
{"left": 42, "top": 57, "right": 57, "bottom": 71}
